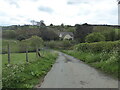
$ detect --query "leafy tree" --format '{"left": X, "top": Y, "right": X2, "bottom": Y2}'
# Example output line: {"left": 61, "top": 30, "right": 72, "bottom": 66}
{"left": 29, "top": 36, "right": 44, "bottom": 57}
{"left": 2, "top": 30, "right": 16, "bottom": 39}
{"left": 101, "top": 29, "right": 120, "bottom": 41}
{"left": 16, "top": 28, "right": 40, "bottom": 40}
{"left": 115, "top": 29, "right": 120, "bottom": 40}
{"left": 17, "top": 35, "right": 27, "bottom": 41}
{"left": 40, "top": 20, "right": 46, "bottom": 27}
{"left": 93, "top": 26, "right": 120, "bottom": 41}
{"left": 85, "top": 32, "right": 105, "bottom": 43}
{"left": 103, "top": 30, "right": 116, "bottom": 41}
{"left": 50, "top": 23, "right": 53, "bottom": 26}
{"left": 82, "top": 23, "right": 89, "bottom": 25}
{"left": 64, "top": 26, "right": 75, "bottom": 32}
{"left": 61, "top": 23, "right": 64, "bottom": 27}
{"left": 93, "top": 26, "right": 114, "bottom": 32}
{"left": 74, "top": 24, "right": 93, "bottom": 42}
{"left": 41, "top": 29, "right": 59, "bottom": 41}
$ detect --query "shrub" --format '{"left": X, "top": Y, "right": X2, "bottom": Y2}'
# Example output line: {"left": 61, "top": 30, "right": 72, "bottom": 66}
{"left": 46, "top": 40, "right": 73, "bottom": 50}
{"left": 93, "top": 26, "right": 120, "bottom": 41}
{"left": 62, "top": 40, "right": 72, "bottom": 49}
{"left": 17, "top": 35, "right": 27, "bottom": 41}
{"left": 75, "top": 40, "right": 120, "bottom": 53}
{"left": 85, "top": 32, "right": 105, "bottom": 43}
{"left": 28, "top": 36, "right": 44, "bottom": 48}
{"left": 102, "top": 29, "right": 118, "bottom": 41}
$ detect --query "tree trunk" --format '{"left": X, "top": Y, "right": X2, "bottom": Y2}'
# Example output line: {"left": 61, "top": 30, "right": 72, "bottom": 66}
{"left": 8, "top": 43, "right": 10, "bottom": 64}
{"left": 26, "top": 47, "right": 28, "bottom": 62}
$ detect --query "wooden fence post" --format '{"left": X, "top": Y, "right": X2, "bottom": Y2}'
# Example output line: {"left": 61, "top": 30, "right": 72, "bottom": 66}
{"left": 8, "top": 43, "right": 10, "bottom": 64}
{"left": 38, "top": 48, "right": 41, "bottom": 57}
{"left": 36, "top": 47, "right": 38, "bottom": 58}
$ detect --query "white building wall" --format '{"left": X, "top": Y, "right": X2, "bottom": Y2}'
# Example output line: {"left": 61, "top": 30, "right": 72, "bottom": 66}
{"left": 64, "top": 34, "right": 73, "bottom": 40}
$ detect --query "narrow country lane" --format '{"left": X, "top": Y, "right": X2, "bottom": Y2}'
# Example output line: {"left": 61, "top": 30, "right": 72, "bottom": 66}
{"left": 38, "top": 52, "right": 118, "bottom": 88}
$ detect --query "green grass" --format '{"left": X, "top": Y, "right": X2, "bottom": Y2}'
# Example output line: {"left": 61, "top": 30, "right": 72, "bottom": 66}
{"left": 2, "top": 51, "right": 58, "bottom": 88}
{"left": 62, "top": 50, "right": 119, "bottom": 79}
{"left": 2, "top": 52, "right": 37, "bottom": 65}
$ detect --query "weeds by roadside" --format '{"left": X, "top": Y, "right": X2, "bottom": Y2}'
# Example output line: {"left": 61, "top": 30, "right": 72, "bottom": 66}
{"left": 62, "top": 50, "right": 119, "bottom": 79}
{"left": 2, "top": 51, "right": 58, "bottom": 88}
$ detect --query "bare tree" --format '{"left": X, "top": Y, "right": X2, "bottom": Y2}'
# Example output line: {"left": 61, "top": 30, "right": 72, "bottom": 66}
{"left": 30, "top": 20, "right": 36, "bottom": 25}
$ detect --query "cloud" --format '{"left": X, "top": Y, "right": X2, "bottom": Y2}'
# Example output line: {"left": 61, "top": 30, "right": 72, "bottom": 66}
{"left": 5, "top": 0, "right": 20, "bottom": 8}
{"left": 67, "top": 0, "right": 88, "bottom": 5}
{"left": 38, "top": 6, "right": 54, "bottom": 13}
{"left": 0, "top": 0, "right": 118, "bottom": 26}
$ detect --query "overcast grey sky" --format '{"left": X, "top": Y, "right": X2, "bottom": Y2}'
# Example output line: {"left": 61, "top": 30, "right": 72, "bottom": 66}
{"left": 0, "top": 0, "right": 118, "bottom": 26}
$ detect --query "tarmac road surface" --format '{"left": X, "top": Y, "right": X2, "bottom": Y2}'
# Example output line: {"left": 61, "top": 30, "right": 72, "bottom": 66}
{"left": 39, "top": 52, "right": 118, "bottom": 88}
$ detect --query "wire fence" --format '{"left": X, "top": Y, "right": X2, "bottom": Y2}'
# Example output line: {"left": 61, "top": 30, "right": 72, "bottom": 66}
{"left": 2, "top": 43, "right": 45, "bottom": 64}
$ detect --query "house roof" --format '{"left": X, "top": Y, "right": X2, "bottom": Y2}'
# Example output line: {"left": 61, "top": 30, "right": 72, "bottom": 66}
{"left": 58, "top": 32, "right": 74, "bottom": 37}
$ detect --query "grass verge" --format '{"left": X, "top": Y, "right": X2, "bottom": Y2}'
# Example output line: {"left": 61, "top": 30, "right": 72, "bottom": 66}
{"left": 2, "top": 51, "right": 58, "bottom": 88}
{"left": 62, "top": 50, "right": 119, "bottom": 79}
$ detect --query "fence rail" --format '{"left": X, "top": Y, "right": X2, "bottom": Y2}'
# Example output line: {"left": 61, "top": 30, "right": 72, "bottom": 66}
{"left": 2, "top": 43, "right": 43, "bottom": 64}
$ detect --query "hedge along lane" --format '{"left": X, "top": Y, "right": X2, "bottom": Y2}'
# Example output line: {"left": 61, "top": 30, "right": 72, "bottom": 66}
{"left": 63, "top": 40, "right": 120, "bottom": 79}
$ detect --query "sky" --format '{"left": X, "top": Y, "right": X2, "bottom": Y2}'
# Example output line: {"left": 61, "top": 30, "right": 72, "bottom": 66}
{"left": 0, "top": 0, "right": 119, "bottom": 26}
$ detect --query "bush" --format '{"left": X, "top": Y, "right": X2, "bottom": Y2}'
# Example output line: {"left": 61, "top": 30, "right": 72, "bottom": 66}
{"left": 62, "top": 40, "right": 72, "bottom": 49}
{"left": 46, "top": 40, "right": 73, "bottom": 50}
{"left": 17, "top": 35, "right": 27, "bottom": 41}
{"left": 28, "top": 36, "right": 44, "bottom": 48}
{"left": 75, "top": 40, "right": 120, "bottom": 53}
{"left": 85, "top": 32, "right": 105, "bottom": 43}
{"left": 93, "top": 26, "right": 120, "bottom": 41}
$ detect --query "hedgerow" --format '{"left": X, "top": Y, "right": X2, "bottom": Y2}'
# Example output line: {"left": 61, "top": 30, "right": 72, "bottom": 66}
{"left": 74, "top": 40, "right": 120, "bottom": 53}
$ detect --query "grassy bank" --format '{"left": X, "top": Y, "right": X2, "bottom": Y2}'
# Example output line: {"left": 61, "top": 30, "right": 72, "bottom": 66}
{"left": 2, "top": 51, "right": 58, "bottom": 88}
{"left": 62, "top": 49, "right": 119, "bottom": 79}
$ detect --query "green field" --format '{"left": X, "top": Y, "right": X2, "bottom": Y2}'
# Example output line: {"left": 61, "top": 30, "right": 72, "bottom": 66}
{"left": 2, "top": 51, "right": 58, "bottom": 88}
{"left": 2, "top": 52, "right": 37, "bottom": 65}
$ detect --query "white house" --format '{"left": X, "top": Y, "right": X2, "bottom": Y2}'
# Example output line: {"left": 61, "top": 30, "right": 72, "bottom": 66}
{"left": 58, "top": 32, "right": 74, "bottom": 40}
